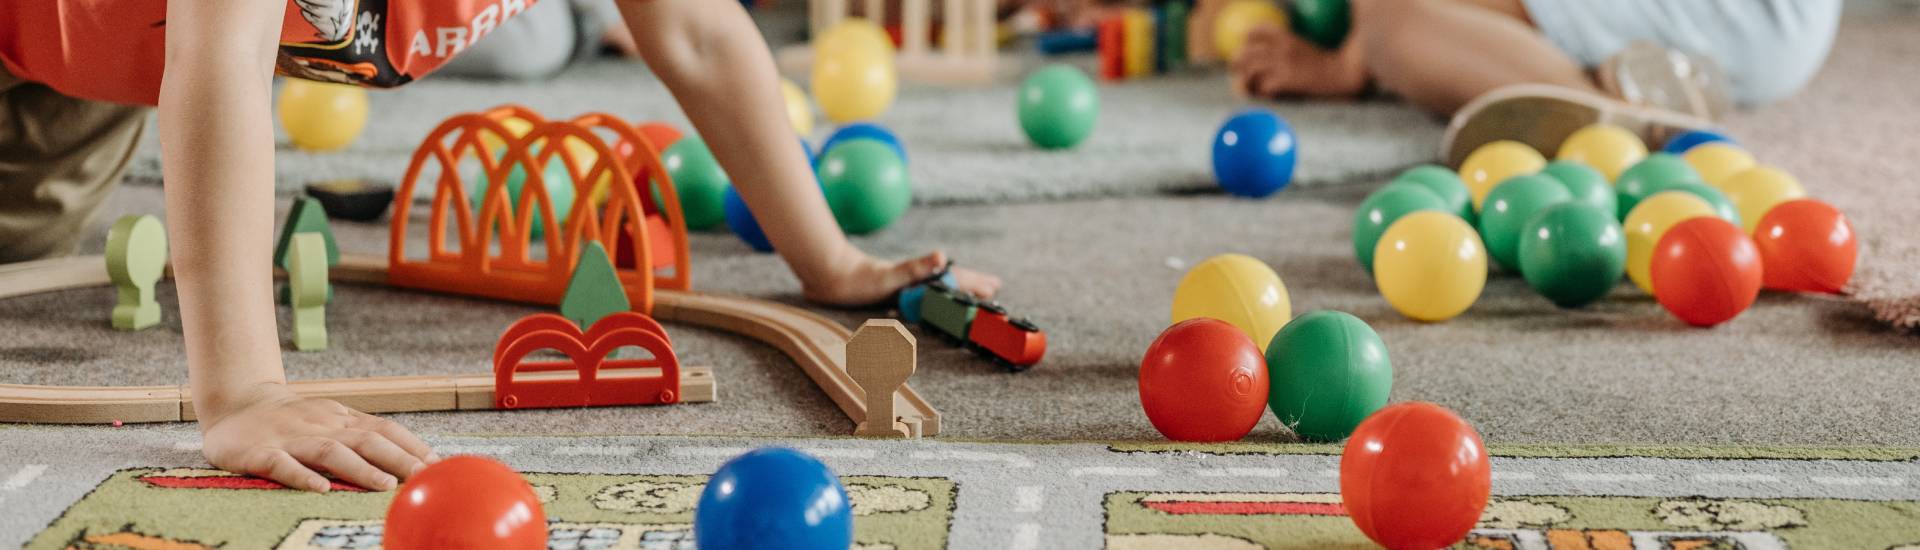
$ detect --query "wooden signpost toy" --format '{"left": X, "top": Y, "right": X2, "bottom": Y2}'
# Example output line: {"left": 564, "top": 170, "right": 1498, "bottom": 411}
{"left": 287, "top": 233, "right": 330, "bottom": 351}
{"left": 105, "top": 215, "right": 167, "bottom": 331}
{"left": 848, "top": 320, "right": 916, "bottom": 438}
{"left": 559, "top": 242, "right": 628, "bottom": 329}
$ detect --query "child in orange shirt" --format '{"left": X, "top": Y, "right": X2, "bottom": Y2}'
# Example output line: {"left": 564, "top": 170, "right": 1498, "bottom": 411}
{"left": 0, "top": 0, "right": 997, "bottom": 492}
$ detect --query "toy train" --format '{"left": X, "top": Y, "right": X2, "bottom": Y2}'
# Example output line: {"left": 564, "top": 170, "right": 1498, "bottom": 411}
{"left": 904, "top": 280, "right": 1047, "bottom": 371}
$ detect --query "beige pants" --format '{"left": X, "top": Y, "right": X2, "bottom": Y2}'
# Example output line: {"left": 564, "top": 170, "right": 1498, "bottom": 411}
{"left": 0, "top": 67, "right": 150, "bottom": 262}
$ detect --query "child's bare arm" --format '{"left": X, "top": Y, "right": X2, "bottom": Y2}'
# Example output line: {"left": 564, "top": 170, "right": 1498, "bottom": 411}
{"left": 612, "top": 0, "right": 1001, "bottom": 304}
{"left": 161, "top": 0, "right": 432, "bottom": 492}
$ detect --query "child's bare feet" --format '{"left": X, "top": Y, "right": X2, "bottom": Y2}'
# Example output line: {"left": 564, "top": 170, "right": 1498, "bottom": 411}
{"left": 802, "top": 250, "right": 1002, "bottom": 307}
{"left": 1229, "top": 23, "right": 1369, "bottom": 98}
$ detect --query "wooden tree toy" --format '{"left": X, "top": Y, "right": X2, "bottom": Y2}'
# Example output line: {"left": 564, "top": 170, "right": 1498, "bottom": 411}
{"left": 288, "top": 233, "right": 330, "bottom": 351}
{"left": 274, "top": 197, "right": 339, "bottom": 304}
{"left": 105, "top": 215, "right": 168, "bottom": 331}
{"left": 559, "top": 241, "right": 629, "bottom": 329}
{"left": 848, "top": 319, "right": 917, "bottom": 438}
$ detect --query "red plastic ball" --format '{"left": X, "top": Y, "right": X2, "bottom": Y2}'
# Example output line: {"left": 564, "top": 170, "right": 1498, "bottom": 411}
{"left": 1341, "top": 402, "right": 1490, "bottom": 550}
{"left": 1650, "top": 217, "right": 1764, "bottom": 327}
{"left": 1752, "top": 199, "right": 1856, "bottom": 294}
{"left": 385, "top": 456, "right": 547, "bottom": 550}
{"left": 1138, "top": 318, "right": 1269, "bottom": 442}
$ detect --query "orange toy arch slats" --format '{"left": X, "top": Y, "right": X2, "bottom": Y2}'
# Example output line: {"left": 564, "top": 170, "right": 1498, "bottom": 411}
{"left": 525, "top": 120, "right": 655, "bottom": 313}
{"left": 492, "top": 312, "right": 682, "bottom": 410}
{"left": 570, "top": 113, "right": 691, "bottom": 292}
{"left": 392, "top": 114, "right": 522, "bottom": 271}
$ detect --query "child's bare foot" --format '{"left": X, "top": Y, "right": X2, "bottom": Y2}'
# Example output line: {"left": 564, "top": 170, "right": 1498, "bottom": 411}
{"left": 1229, "top": 24, "right": 1369, "bottom": 98}
{"left": 802, "top": 250, "right": 1002, "bottom": 307}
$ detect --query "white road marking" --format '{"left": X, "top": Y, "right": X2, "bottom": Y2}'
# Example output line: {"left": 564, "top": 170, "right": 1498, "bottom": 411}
{"left": 171, "top": 441, "right": 202, "bottom": 452}
{"left": 1009, "top": 523, "right": 1041, "bottom": 550}
{"left": 553, "top": 446, "right": 637, "bottom": 457}
{"left": 1070, "top": 467, "right": 1159, "bottom": 477}
{"left": 1564, "top": 472, "right": 1657, "bottom": 483}
{"left": 1014, "top": 486, "right": 1044, "bottom": 513}
{"left": 668, "top": 446, "right": 876, "bottom": 459}
{"left": 1694, "top": 473, "right": 1780, "bottom": 483}
{"left": 1318, "top": 469, "right": 1341, "bottom": 478}
{"left": 909, "top": 450, "right": 1034, "bottom": 468}
{"left": 1492, "top": 471, "right": 1538, "bottom": 481}
{"left": 1194, "top": 468, "right": 1288, "bottom": 478}
{"left": 3, "top": 465, "right": 48, "bottom": 490}
{"left": 435, "top": 445, "right": 516, "bottom": 456}
{"left": 1811, "top": 476, "right": 1904, "bottom": 487}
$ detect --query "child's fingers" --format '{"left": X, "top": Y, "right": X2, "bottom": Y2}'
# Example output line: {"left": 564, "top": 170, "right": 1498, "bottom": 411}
{"left": 333, "top": 428, "right": 428, "bottom": 479}
{"left": 240, "top": 447, "right": 331, "bottom": 493}
{"left": 352, "top": 411, "right": 438, "bottom": 463}
{"left": 286, "top": 437, "right": 398, "bottom": 492}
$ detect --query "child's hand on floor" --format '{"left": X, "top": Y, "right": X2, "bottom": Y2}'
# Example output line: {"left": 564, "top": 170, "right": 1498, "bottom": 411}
{"left": 1229, "top": 22, "right": 1367, "bottom": 99}
{"left": 803, "top": 249, "right": 1001, "bottom": 306}
{"left": 199, "top": 384, "right": 437, "bottom": 492}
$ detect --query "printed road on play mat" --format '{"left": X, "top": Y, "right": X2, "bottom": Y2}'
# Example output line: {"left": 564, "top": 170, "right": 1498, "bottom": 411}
{"left": 5, "top": 430, "right": 1919, "bottom": 548}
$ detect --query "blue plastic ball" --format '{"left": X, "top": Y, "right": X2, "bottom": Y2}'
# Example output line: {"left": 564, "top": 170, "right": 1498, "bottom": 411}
{"left": 898, "top": 272, "right": 958, "bottom": 323}
{"left": 1211, "top": 109, "right": 1298, "bottom": 198}
{"left": 1660, "top": 129, "right": 1736, "bottom": 154}
{"left": 695, "top": 448, "right": 851, "bottom": 550}
{"left": 820, "top": 122, "right": 906, "bottom": 165}
{"left": 801, "top": 138, "right": 816, "bottom": 165}
{"left": 722, "top": 187, "right": 771, "bottom": 253}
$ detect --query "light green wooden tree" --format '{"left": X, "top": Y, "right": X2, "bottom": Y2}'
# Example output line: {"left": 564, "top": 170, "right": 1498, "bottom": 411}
{"left": 275, "top": 198, "right": 339, "bottom": 304}
{"left": 559, "top": 241, "right": 629, "bottom": 329}
{"left": 106, "top": 215, "right": 168, "bottom": 331}
{"left": 288, "top": 233, "right": 330, "bottom": 351}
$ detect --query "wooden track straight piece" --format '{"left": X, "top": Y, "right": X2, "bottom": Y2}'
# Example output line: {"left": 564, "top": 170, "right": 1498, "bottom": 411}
{"left": 848, "top": 320, "right": 916, "bottom": 438}
{"left": 105, "top": 215, "right": 167, "bottom": 331}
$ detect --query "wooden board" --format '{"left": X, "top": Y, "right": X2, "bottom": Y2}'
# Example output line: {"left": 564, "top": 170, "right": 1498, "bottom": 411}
{"left": 0, "top": 254, "right": 933, "bottom": 435}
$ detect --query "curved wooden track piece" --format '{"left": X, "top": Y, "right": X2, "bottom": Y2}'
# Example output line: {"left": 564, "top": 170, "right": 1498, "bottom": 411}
{"left": 0, "top": 255, "right": 939, "bottom": 436}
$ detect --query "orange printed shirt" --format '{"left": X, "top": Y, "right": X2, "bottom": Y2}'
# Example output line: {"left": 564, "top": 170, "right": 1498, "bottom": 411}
{"left": 0, "top": 0, "right": 538, "bottom": 106}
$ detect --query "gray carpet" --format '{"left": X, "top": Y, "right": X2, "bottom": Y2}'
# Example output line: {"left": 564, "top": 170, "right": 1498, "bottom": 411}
{"left": 7, "top": 17, "right": 1919, "bottom": 448}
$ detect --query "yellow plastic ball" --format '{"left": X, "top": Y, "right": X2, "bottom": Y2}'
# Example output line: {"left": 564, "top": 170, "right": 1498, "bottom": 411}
{"left": 1555, "top": 123, "right": 1647, "bottom": 182}
{"left": 277, "top": 79, "right": 368, "bottom": 152}
{"left": 1372, "top": 211, "right": 1487, "bottom": 322}
{"left": 1683, "top": 142, "right": 1757, "bottom": 190}
{"left": 1459, "top": 140, "right": 1546, "bottom": 211}
{"left": 815, "top": 18, "right": 895, "bottom": 56}
{"left": 1622, "top": 190, "right": 1717, "bottom": 294}
{"left": 479, "top": 117, "right": 535, "bottom": 156}
{"left": 781, "top": 79, "right": 814, "bottom": 136}
{"left": 1721, "top": 166, "right": 1807, "bottom": 234}
{"left": 1171, "top": 254, "right": 1293, "bottom": 352}
{"left": 812, "top": 42, "right": 897, "bottom": 123}
{"left": 1213, "top": 0, "right": 1288, "bottom": 61}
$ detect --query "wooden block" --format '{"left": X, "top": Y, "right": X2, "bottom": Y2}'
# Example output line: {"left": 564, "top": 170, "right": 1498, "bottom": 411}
{"left": 1123, "top": 8, "right": 1154, "bottom": 78}
{"left": 275, "top": 197, "right": 339, "bottom": 304}
{"left": 105, "top": 215, "right": 166, "bottom": 331}
{"left": 288, "top": 233, "right": 329, "bottom": 351}
{"left": 560, "top": 241, "right": 627, "bottom": 328}
{"left": 848, "top": 319, "right": 916, "bottom": 438}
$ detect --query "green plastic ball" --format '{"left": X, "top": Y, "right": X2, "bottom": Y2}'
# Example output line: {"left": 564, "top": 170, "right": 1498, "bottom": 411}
{"left": 1391, "top": 164, "right": 1473, "bottom": 223}
{"left": 1288, "top": 0, "right": 1350, "bottom": 50}
{"left": 1479, "top": 174, "right": 1574, "bottom": 272}
{"left": 467, "top": 150, "right": 575, "bottom": 239}
{"left": 1017, "top": 65, "right": 1100, "bottom": 149}
{"left": 1662, "top": 180, "right": 1742, "bottom": 226}
{"left": 659, "top": 136, "right": 730, "bottom": 231}
{"left": 1265, "top": 310, "right": 1392, "bottom": 442}
{"left": 1353, "top": 183, "right": 1447, "bottom": 274}
{"left": 817, "top": 139, "right": 912, "bottom": 234}
{"left": 1518, "top": 202, "right": 1626, "bottom": 308}
{"left": 1541, "top": 160, "right": 1615, "bottom": 218}
{"left": 1613, "top": 153, "right": 1700, "bottom": 220}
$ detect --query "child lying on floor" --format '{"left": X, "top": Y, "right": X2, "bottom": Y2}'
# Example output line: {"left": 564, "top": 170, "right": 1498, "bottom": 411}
{"left": 1201, "top": 0, "right": 1842, "bottom": 118}
{"left": 0, "top": 0, "right": 998, "bottom": 492}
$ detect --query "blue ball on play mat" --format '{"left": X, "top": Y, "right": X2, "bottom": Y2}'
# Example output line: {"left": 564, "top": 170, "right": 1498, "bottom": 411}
{"left": 1211, "top": 109, "right": 1298, "bottom": 198}
{"left": 695, "top": 447, "right": 852, "bottom": 550}
{"left": 820, "top": 122, "right": 907, "bottom": 165}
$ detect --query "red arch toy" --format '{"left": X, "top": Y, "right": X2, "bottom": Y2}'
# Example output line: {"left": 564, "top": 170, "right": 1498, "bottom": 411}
{"left": 493, "top": 311, "right": 682, "bottom": 409}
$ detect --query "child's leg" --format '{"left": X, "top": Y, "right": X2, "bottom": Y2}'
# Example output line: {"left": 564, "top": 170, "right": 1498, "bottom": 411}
{"left": 0, "top": 70, "right": 149, "bottom": 263}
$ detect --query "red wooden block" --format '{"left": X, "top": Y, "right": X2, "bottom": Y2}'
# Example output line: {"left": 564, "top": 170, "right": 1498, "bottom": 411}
{"left": 1098, "top": 15, "right": 1127, "bottom": 81}
{"left": 966, "top": 306, "right": 1047, "bottom": 370}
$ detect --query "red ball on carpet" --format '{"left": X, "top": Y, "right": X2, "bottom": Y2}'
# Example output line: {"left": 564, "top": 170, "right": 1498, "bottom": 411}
{"left": 1752, "top": 198, "right": 1856, "bottom": 294}
{"left": 1340, "top": 402, "right": 1490, "bottom": 550}
{"left": 385, "top": 456, "right": 546, "bottom": 550}
{"left": 1651, "top": 217, "right": 1764, "bottom": 327}
{"left": 1138, "top": 318, "right": 1269, "bottom": 442}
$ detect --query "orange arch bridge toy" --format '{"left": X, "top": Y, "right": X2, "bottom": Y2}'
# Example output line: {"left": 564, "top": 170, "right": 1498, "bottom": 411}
{"left": 389, "top": 106, "right": 691, "bottom": 313}
{"left": 493, "top": 312, "right": 685, "bottom": 410}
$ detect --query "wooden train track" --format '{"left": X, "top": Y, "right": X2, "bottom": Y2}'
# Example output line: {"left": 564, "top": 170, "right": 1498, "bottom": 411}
{"left": 0, "top": 254, "right": 940, "bottom": 436}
